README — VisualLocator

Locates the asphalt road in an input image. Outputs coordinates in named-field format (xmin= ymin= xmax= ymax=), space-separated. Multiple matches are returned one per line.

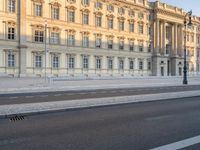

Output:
xmin=0 ymin=85 xmax=200 ymax=105
xmin=0 ymin=96 xmax=200 ymax=150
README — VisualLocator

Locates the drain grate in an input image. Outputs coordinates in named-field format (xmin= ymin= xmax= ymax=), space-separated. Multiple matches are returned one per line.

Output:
xmin=9 ymin=115 xmax=25 ymax=122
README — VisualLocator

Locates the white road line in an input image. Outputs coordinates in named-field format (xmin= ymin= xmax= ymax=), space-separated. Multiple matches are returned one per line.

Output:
xmin=67 ymin=93 xmax=75 ymax=95
xmin=25 ymin=96 xmax=34 ymax=98
xmin=9 ymin=97 xmax=18 ymax=99
xmin=151 ymin=135 xmax=200 ymax=150
xmin=40 ymin=95 xmax=48 ymax=97
xmin=54 ymin=94 xmax=62 ymax=97
xmin=89 ymin=92 xmax=97 ymax=94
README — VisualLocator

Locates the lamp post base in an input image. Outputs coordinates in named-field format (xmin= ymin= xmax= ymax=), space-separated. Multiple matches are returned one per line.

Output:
xmin=183 ymin=80 xmax=188 ymax=85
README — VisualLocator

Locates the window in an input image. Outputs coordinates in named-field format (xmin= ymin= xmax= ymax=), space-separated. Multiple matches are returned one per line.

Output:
xmin=108 ymin=40 xmax=113 ymax=49
xmin=138 ymin=12 xmax=144 ymax=19
xmin=8 ymin=53 xmax=15 ymax=67
xmin=166 ymin=44 xmax=171 ymax=54
xmin=139 ymin=61 xmax=143 ymax=70
xmin=129 ymin=42 xmax=134 ymax=51
xmin=52 ymin=7 xmax=59 ymax=20
xmin=83 ymin=36 xmax=89 ymax=47
xmin=35 ymin=55 xmax=42 ymax=68
xmin=148 ymin=27 xmax=151 ymax=35
xmin=138 ymin=0 xmax=144 ymax=4
xmin=83 ymin=13 xmax=89 ymax=25
xmin=197 ymin=36 xmax=200 ymax=44
xmin=34 ymin=30 xmax=44 ymax=42
xmin=68 ymin=34 xmax=75 ymax=46
xmin=118 ymin=7 xmax=125 ymax=15
xmin=95 ymin=2 xmax=102 ymax=9
xmin=8 ymin=0 xmax=16 ymax=13
xmin=50 ymin=32 xmax=59 ymax=44
xmin=119 ymin=41 xmax=124 ymax=50
xmin=82 ymin=0 xmax=90 ymax=5
xmin=108 ymin=19 xmax=113 ymax=29
xmin=8 ymin=27 xmax=15 ymax=40
xmin=187 ymin=34 xmax=189 ymax=42
xmin=129 ymin=23 xmax=134 ymax=32
xmin=119 ymin=60 xmax=124 ymax=70
xmin=138 ymin=24 xmax=143 ymax=34
xmin=95 ymin=16 xmax=102 ymax=27
xmin=128 ymin=10 xmax=135 ymax=17
xmin=119 ymin=21 xmax=124 ymax=31
xmin=96 ymin=38 xmax=101 ymax=48
xmin=166 ymin=26 xmax=170 ymax=40
xmin=83 ymin=56 xmax=89 ymax=69
xmin=53 ymin=56 xmax=59 ymax=68
xmin=68 ymin=56 xmax=75 ymax=69
xmin=148 ymin=43 xmax=151 ymax=52
xmin=107 ymin=4 xmax=114 ymax=12
xmin=108 ymin=59 xmax=113 ymax=70
xmin=68 ymin=11 xmax=75 ymax=22
xmin=148 ymin=61 xmax=151 ymax=70
xmin=35 ymin=4 xmax=42 ymax=16
xmin=139 ymin=43 xmax=143 ymax=52
xmin=191 ymin=35 xmax=194 ymax=42
xmin=129 ymin=60 xmax=134 ymax=70
xmin=96 ymin=58 xmax=101 ymax=69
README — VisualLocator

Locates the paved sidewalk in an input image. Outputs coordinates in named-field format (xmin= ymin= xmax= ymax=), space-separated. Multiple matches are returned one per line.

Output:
xmin=0 ymin=76 xmax=200 ymax=94
xmin=0 ymin=90 xmax=200 ymax=119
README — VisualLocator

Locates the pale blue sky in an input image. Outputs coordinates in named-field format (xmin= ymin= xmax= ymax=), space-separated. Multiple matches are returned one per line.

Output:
xmin=149 ymin=0 xmax=200 ymax=16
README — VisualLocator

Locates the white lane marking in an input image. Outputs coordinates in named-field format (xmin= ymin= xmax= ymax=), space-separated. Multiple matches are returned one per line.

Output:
xmin=25 ymin=96 xmax=34 ymax=98
xmin=54 ymin=94 xmax=62 ymax=97
xmin=67 ymin=93 xmax=75 ymax=95
xmin=89 ymin=92 xmax=97 ymax=94
xmin=9 ymin=97 xmax=18 ymax=99
xmin=0 ymin=138 xmax=30 ymax=146
xmin=151 ymin=135 xmax=200 ymax=150
xmin=40 ymin=95 xmax=48 ymax=97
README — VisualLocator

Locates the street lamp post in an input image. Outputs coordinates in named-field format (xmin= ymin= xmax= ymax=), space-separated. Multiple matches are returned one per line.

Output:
xmin=44 ymin=20 xmax=47 ymax=83
xmin=183 ymin=10 xmax=192 ymax=85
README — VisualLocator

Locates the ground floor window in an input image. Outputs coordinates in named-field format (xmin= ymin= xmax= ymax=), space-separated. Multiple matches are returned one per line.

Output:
xmin=35 ymin=55 xmax=42 ymax=68
xmin=53 ymin=56 xmax=59 ymax=68
xmin=8 ymin=53 xmax=15 ymax=67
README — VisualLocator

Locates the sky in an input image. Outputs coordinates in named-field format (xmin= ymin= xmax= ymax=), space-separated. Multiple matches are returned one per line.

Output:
xmin=149 ymin=0 xmax=200 ymax=16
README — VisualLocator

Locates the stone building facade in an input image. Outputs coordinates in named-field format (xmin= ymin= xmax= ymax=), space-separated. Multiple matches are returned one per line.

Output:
xmin=0 ymin=0 xmax=200 ymax=77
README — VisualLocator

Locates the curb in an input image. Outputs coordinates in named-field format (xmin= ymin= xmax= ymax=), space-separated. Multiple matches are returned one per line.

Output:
xmin=1 ymin=90 xmax=200 ymax=119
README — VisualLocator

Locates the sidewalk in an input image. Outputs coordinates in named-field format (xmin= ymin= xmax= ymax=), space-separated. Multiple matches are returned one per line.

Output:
xmin=0 ymin=76 xmax=200 ymax=94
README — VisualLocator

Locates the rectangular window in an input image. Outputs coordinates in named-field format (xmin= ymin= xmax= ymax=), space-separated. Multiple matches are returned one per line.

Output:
xmin=83 ymin=36 xmax=89 ymax=47
xmin=95 ymin=2 xmax=102 ymax=9
xmin=108 ymin=59 xmax=113 ymax=70
xmin=83 ymin=14 xmax=89 ymax=25
xmin=166 ymin=26 xmax=170 ymax=40
xmin=83 ymin=56 xmax=89 ymax=69
xmin=118 ymin=8 xmax=125 ymax=15
xmin=8 ymin=27 xmax=15 ymax=40
xmin=51 ymin=32 xmax=59 ymax=44
xmin=8 ymin=0 xmax=15 ymax=13
xmin=53 ymin=56 xmax=59 ymax=68
xmin=96 ymin=38 xmax=101 ymax=48
xmin=52 ymin=7 xmax=59 ymax=20
xmin=139 ymin=61 xmax=143 ymax=70
xmin=129 ymin=60 xmax=134 ymax=70
xmin=166 ymin=44 xmax=171 ymax=54
xmin=108 ymin=40 xmax=113 ymax=49
xmin=35 ymin=55 xmax=42 ymax=68
xmin=108 ymin=19 xmax=113 ymax=29
xmin=95 ymin=16 xmax=102 ymax=27
xmin=129 ymin=23 xmax=134 ymax=32
xmin=68 ymin=35 xmax=75 ymax=46
xmin=82 ymin=0 xmax=90 ymax=5
xmin=69 ymin=56 xmax=75 ymax=69
xmin=119 ymin=21 xmax=124 ymax=31
xmin=8 ymin=53 xmax=15 ymax=67
xmin=138 ymin=24 xmax=143 ymax=34
xmin=35 ymin=4 xmax=42 ymax=16
xmin=34 ymin=30 xmax=44 ymax=42
xmin=138 ymin=12 xmax=144 ymax=18
xmin=96 ymin=58 xmax=101 ymax=69
xmin=148 ymin=43 xmax=151 ymax=52
xmin=119 ymin=60 xmax=124 ymax=70
xmin=68 ymin=11 xmax=75 ymax=22
xmin=119 ymin=41 xmax=124 ymax=50
xmin=129 ymin=42 xmax=134 ymax=51
xmin=107 ymin=5 xmax=114 ymax=12
xmin=139 ymin=44 xmax=143 ymax=52
xmin=148 ymin=61 xmax=151 ymax=70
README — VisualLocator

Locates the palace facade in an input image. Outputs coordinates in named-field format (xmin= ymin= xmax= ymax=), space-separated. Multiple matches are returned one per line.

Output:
xmin=0 ymin=0 xmax=200 ymax=77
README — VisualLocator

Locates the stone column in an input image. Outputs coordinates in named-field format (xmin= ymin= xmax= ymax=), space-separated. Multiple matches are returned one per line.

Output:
xmin=155 ymin=19 xmax=160 ymax=54
xmin=162 ymin=21 xmax=166 ymax=55
xmin=174 ymin=23 xmax=178 ymax=56
xmin=18 ymin=0 xmax=27 ymax=77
